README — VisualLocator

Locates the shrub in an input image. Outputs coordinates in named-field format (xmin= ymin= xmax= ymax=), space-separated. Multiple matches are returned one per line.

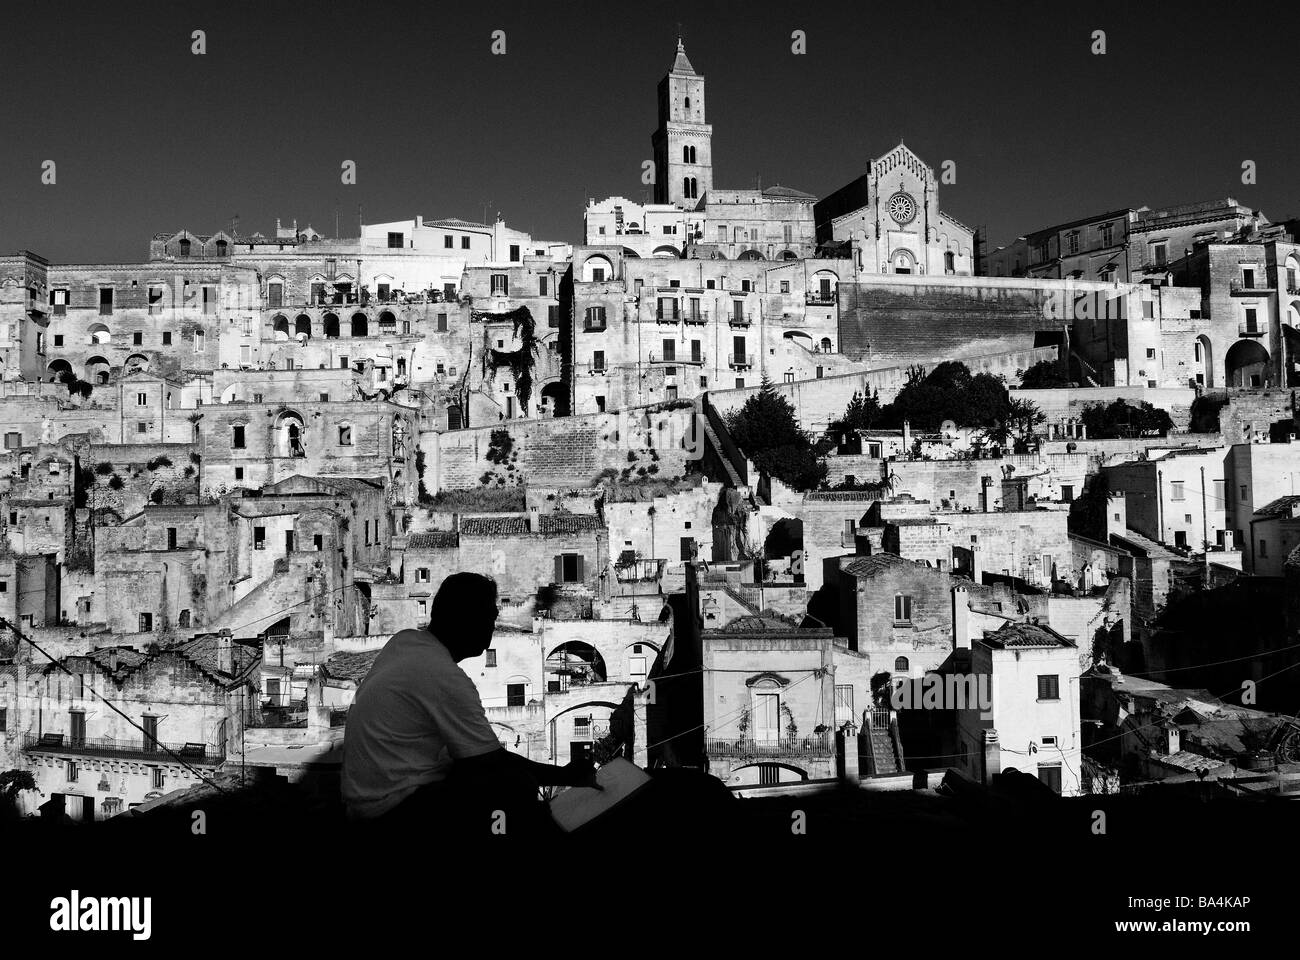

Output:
xmin=147 ymin=456 xmax=173 ymax=471
xmin=108 ymin=474 xmax=125 ymax=490
xmin=95 ymin=462 xmax=114 ymax=476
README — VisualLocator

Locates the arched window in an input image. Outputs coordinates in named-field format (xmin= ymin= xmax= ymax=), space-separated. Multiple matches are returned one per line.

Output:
xmin=323 ymin=313 xmax=340 ymax=339
xmin=215 ymin=239 xmax=228 ymax=257
xmin=684 ymin=96 xmax=691 ymax=110
xmin=944 ymin=251 xmax=955 ymax=273
xmin=178 ymin=238 xmax=191 ymax=257
xmin=683 ymin=177 xmax=691 ymax=198
xmin=295 ymin=314 xmax=312 ymax=338
xmin=820 ymin=337 xmax=832 ymax=352
xmin=193 ymin=328 xmax=205 ymax=354
xmin=894 ymin=656 xmax=910 ymax=673
xmin=338 ymin=423 xmax=353 ymax=446
xmin=350 ymin=313 xmax=368 ymax=338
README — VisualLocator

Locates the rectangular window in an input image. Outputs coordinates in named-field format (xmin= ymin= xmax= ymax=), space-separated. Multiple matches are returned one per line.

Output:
xmin=1245 ymin=308 xmax=1258 ymax=333
xmin=444 ymin=235 xmax=453 ymax=249
xmin=507 ymin=683 xmax=526 ymax=707
xmin=387 ymin=232 xmax=404 ymax=249
xmin=99 ymin=288 xmax=113 ymax=315
xmin=538 ymin=275 xmax=548 ymax=296
xmin=1153 ymin=243 xmax=1167 ymax=268
xmin=509 ymin=244 xmax=520 ymax=262
xmin=592 ymin=350 xmax=605 ymax=372
xmin=162 ymin=332 xmax=172 ymax=345
xmin=1260 ymin=539 xmax=1268 ymax=558
xmin=1170 ymin=480 xmax=1185 ymax=501
xmin=52 ymin=289 xmax=68 ymax=315
xmin=233 ymin=425 xmax=245 ymax=449
xmin=557 ymin=553 xmax=583 ymax=583
xmin=152 ymin=768 xmax=165 ymax=791
xmin=461 ymin=237 xmax=470 ymax=249
xmin=167 ymin=527 xmax=177 ymax=550
xmin=133 ymin=331 xmax=143 ymax=346
xmin=253 ymin=526 xmax=265 ymax=550
xmin=417 ymin=600 xmax=427 ymax=619
xmin=661 ymin=339 xmax=675 ymax=362
xmin=490 ymin=274 xmax=508 ymax=296
xmin=68 ymin=760 xmax=79 ymax=783
xmin=0 ymin=707 xmax=6 ymax=733
xmin=894 ymin=594 xmax=912 ymax=623
xmin=1037 ymin=764 xmax=1062 ymax=794
xmin=1242 ymin=267 xmax=1255 ymax=289
xmin=136 ymin=392 xmax=147 ymax=406
xmin=1037 ymin=675 xmax=1060 ymax=700
xmin=136 ymin=422 xmax=148 ymax=434
xmin=139 ymin=612 xmax=153 ymax=632
xmin=202 ymin=287 xmax=215 ymax=315
xmin=485 ymin=649 xmax=498 ymax=667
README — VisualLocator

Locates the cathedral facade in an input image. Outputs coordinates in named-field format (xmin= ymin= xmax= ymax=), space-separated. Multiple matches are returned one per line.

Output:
xmin=815 ymin=143 xmax=975 ymax=276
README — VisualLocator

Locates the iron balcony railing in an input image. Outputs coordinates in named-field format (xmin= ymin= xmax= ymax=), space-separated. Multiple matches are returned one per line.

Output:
xmin=648 ymin=351 xmax=704 ymax=365
xmin=806 ymin=290 xmax=838 ymax=306
xmin=1238 ymin=323 xmax=1265 ymax=338
xmin=727 ymin=313 xmax=752 ymax=327
xmin=24 ymin=732 xmax=226 ymax=764
xmin=705 ymin=734 xmax=832 ymax=759
xmin=682 ymin=311 xmax=710 ymax=325
xmin=728 ymin=353 xmax=755 ymax=368
xmin=587 ymin=360 xmax=608 ymax=375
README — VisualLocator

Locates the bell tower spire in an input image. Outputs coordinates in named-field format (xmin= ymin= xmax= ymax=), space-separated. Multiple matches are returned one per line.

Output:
xmin=651 ymin=39 xmax=712 ymax=210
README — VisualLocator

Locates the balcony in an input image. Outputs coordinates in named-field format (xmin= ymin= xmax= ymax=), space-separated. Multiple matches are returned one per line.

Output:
xmin=587 ymin=361 xmax=608 ymax=375
xmin=727 ymin=313 xmax=752 ymax=328
xmin=1230 ymin=280 xmax=1273 ymax=295
xmin=806 ymin=290 xmax=838 ymax=306
xmin=648 ymin=351 xmax=704 ymax=366
xmin=682 ymin=310 xmax=710 ymax=325
xmin=1238 ymin=323 xmax=1266 ymax=338
xmin=582 ymin=320 xmax=607 ymax=333
xmin=614 ymin=558 xmax=666 ymax=582
xmin=705 ymin=734 xmax=832 ymax=760
xmin=728 ymin=353 xmax=755 ymax=369
xmin=23 ymin=732 xmax=225 ymax=765
xmin=655 ymin=311 xmax=683 ymax=324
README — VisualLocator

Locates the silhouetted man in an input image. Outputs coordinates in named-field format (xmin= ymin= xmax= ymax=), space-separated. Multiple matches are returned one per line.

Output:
xmin=342 ymin=572 xmax=594 ymax=836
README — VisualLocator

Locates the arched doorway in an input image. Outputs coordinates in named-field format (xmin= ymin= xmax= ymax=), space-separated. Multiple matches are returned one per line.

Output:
xmin=1225 ymin=339 xmax=1269 ymax=388
xmin=84 ymin=356 xmax=111 ymax=384
xmin=47 ymin=358 xmax=73 ymax=382
xmin=295 ymin=314 xmax=312 ymax=339
xmin=272 ymin=315 xmax=290 ymax=340
xmin=274 ymin=411 xmax=307 ymax=458
xmin=323 ymin=313 xmax=340 ymax=339
xmin=350 ymin=313 xmax=368 ymax=337
xmin=87 ymin=323 xmax=111 ymax=346
xmin=1195 ymin=335 xmax=1213 ymax=388
xmin=890 ymin=250 xmax=916 ymax=274
xmin=545 ymin=641 xmax=607 ymax=691
xmin=540 ymin=381 xmax=567 ymax=418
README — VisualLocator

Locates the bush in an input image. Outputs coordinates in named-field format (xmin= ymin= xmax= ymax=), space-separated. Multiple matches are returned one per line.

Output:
xmin=149 ymin=488 xmax=165 ymax=504
xmin=147 ymin=456 xmax=173 ymax=471
xmin=1080 ymin=400 xmax=1173 ymax=439
xmin=1018 ymin=360 xmax=1071 ymax=389
xmin=95 ymin=462 xmax=114 ymax=476
xmin=108 ymin=474 xmax=125 ymax=490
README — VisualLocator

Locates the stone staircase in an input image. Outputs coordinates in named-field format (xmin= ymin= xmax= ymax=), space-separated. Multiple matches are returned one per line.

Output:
xmin=860 ymin=711 xmax=904 ymax=776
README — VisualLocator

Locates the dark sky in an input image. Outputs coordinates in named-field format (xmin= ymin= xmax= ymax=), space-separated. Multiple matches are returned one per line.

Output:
xmin=1 ymin=0 xmax=1292 ymax=263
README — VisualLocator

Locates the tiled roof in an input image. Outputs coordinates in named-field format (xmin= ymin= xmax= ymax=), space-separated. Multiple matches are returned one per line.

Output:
xmin=540 ymin=514 xmax=604 ymax=534
xmin=982 ymin=621 xmax=1075 ymax=649
xmin=842 ymin=553 xmax=913 ymax=578
xmin=460 ymin=516 xmax=529 ymax=537
xmin=1254 ymin=495 xmax=1300 ymax=520
xmin=172 ymin=635 xmax=261 ymax=684
xmin=324 ymin=650 xmax=382 ymax=684
xmin=763 ymin=185 xmax=817 ymax=201
xmin=407 ymin=531 xmax=459 ymax=549
xmin=426 ymin=217 xmax=489 ymax=229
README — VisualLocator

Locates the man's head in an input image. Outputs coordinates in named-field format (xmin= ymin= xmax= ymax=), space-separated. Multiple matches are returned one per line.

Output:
xmin=429 ymin=572 xmax=499 ymax=661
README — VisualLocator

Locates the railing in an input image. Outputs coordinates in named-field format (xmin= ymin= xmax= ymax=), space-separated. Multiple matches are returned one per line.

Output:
xmin=705 ymin=734 xmax=832 ymax=759
xmin=582 ymin=320 xmax=607 ymax=332
xmin=655 ymin=310 xmax=682 ymax=322
xmin=806 ymin=290 xmax=837 ymax=306
xmin=614 ymin=558 xmax=666 ymax=582
xmin=573 ymin=722 xmax=612 ymax=741
xmin=648 ymin=351 xmax=704 ymax=365
xmin=586 ymin=361 xmax=608 ymax=375
xmin=867 ymin=706 xmax=892 ymax=729
xmin=24 ymin=732 xmax=225 ymax=764
xmin=682 ymin=311 xmax=710 ymax=325
xmin=728 ymin=353 xmax=754 ymax=368
xmin=727 ymin=313 xmax=752 ymax=328
xmin=1238 ymin=323 xmax=1264 ymax=338
xmin=1229 ymin=280 xmax=1271 ymax=294
xmin=1287 ymin=285 xmax=1300 ymax=297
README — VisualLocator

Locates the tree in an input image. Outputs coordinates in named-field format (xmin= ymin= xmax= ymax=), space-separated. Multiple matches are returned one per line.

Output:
xmin=879 ymin=361 xmax=1016 ymax=433
xmin=0 ymin=769 xmax=37 ymax=820
xmin=726 ymin=377 xmax=828 ymax=490
xmin=1018 ymin=359 xmax=1071 ymax=389
xmin=831 ymin=389 xmax=882 ymax=433
xmin=1081 ymin=400 xmax=1173 ymax=439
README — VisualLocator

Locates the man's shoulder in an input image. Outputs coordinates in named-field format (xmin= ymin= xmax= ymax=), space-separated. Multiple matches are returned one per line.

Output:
xmin=381 ymin=629 xmax=456 ymax=670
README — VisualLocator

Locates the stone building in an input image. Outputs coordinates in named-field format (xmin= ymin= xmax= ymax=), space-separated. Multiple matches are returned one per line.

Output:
xmin=8 ymin=635 xmax=258 ymax=820
xmin=0 ymin=252 xmax=52 ymax=382
xmin=815 ymin=142 xmax=975 ymax=276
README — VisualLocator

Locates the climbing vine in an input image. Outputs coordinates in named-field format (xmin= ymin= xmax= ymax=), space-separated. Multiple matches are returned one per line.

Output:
xmin=478 ymin=306 xmax=539 ymax=414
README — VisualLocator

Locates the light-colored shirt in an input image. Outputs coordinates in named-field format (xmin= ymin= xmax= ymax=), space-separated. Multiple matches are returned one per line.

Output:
xmin=341 ymin=629 xmax=502 ymax=818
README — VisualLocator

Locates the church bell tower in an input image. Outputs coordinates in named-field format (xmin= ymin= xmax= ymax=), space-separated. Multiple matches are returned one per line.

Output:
xmin=651 ymin=39 xmax=713 ymax=211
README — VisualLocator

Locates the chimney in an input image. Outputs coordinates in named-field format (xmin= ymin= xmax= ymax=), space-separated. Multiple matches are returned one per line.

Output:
xmin=108 ymin=649 xmax=119 ymax=673
xmin=1223 ymin=529 xmax=1235 ymax=551
xmin=981 ymin=476 xmax=994 ymax=513
xmin=902 ymin=420 xmax=912 ymax=453
xmin=1165 ymin=724 xmax=1180 ymax=755
xmin=216 ymin=630 xmax=233 ymax=675
xmin=952 ymin=585 xmax=971 ymax=649
xmin=528 ymin=505 xmax=541 ymax=532
xmin=836 ymin=719 xmax=860 ymax=783
xmin=1105 ymin=493 xmax=1127 ymax=541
